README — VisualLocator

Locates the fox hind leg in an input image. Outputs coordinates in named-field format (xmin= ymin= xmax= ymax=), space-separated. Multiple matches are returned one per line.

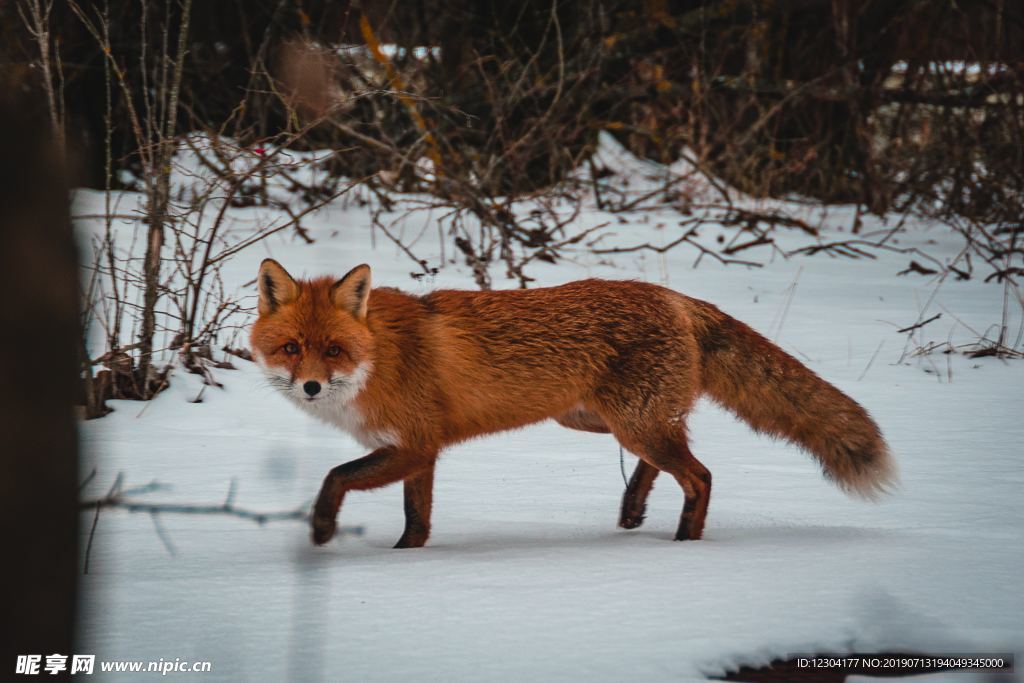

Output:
xmin=672 ymin=446 xmax=712 ymax=541
xmin=625 ymin=433 xmax=711 ymax=541
xmin=619 ymin=460 xmax=659 ymax=529
xmin=598 ymin=402 xmax=712 ymax=540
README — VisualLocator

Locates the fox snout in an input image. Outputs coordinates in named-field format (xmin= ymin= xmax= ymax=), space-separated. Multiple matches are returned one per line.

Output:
xmin=289 ymin=375 xmax=331 ymax=402
xmin=260 ymin=365 xmax=369 ymax=407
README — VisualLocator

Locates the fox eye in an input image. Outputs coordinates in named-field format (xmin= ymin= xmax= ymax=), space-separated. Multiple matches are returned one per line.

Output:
xmin=283 ymin=342 xmax=299 ymax=355
xmin=326 ymin=345 xmax=342 ymax=358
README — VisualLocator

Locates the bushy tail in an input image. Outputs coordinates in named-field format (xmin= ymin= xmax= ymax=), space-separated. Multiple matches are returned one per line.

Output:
xmin=690 ymin=300 xmax=896 ymax=498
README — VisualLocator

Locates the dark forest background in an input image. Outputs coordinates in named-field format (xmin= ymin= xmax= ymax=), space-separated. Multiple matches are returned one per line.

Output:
xmin=3 ymin=0 xmax=1021 ymax=215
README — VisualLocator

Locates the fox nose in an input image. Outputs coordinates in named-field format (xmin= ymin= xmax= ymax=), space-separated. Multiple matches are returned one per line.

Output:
xmin=303 ymin=380 xmax=321 ymax=397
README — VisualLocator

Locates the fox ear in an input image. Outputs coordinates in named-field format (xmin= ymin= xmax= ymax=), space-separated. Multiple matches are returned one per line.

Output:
xmin=331 ymin=264 xmax=371 ymax=320
xmin=258 ymin=259 xmax=299 ymax=315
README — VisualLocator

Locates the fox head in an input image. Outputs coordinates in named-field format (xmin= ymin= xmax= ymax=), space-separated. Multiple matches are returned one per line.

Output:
xmin=250 ymin=259 xmax=375 ymax=407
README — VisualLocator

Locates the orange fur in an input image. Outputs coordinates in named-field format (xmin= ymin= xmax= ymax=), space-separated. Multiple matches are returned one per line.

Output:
xmin=250 ymin=260 xmax=896 ymax=548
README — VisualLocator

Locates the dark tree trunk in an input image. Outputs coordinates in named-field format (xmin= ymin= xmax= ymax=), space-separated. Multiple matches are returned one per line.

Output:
xmin=0 ymin=90 xmax=80 ymax=670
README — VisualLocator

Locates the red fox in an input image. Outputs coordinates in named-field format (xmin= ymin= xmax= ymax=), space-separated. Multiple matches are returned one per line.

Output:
xmin=250 ymin=259 xmax=895 ymax=548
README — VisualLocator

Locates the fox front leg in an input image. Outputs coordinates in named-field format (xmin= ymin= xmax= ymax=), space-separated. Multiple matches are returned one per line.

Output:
xmin=394 ymin=462 xmax=436 ymax=549
xmin=311 ymin=446 xmax=435 ymax=546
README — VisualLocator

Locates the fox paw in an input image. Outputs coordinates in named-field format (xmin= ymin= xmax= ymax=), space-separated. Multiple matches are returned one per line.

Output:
xmin=618 ymin=512 xmax=646 ymax=529
xmin=618 ymin=511 xmax=643 ymax=528
xmin=393 ymin=531 xmax=428 ymax=549
xmin=674 ymin=521 xmax=703 ymax=541
xmin=311 ymin=515 xmax=337 ymax=545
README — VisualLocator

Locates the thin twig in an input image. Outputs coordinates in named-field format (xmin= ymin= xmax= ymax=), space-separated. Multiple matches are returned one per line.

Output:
xmin=857 ymin=340 xmax=885 ymax=381
xmin=897 ymin=312 xmax=941 ymax=334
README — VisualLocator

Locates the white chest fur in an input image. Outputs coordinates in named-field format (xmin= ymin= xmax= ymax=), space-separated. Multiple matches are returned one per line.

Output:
xmin=298 ymin=394 xmax=398 ymax=450
xmin=256 ymin=356 xmax=398 ymax=449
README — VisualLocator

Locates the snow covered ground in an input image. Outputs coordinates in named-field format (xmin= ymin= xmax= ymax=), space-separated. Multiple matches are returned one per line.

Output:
xmin=74 ymin=140 xmax=1023 ymax=681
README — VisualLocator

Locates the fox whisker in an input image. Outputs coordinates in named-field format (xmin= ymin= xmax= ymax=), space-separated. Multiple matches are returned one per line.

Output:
xmin=262 ymin=376 xmax=292 ymax=392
